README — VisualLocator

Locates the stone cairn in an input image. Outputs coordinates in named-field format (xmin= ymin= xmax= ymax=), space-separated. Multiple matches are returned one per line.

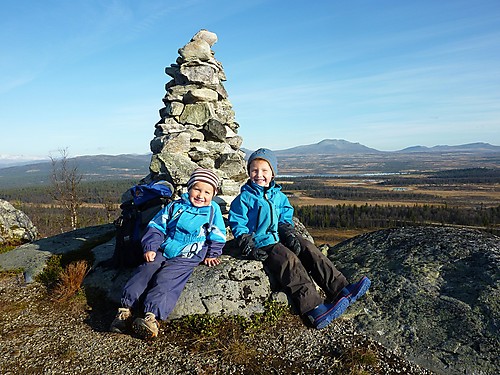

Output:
xmin=142 ymin=30 xmax=247 ymax=208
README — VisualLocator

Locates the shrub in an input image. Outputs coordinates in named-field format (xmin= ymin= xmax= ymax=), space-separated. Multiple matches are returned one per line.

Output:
xmin=50 ymin=260 xmax=89 ymax=302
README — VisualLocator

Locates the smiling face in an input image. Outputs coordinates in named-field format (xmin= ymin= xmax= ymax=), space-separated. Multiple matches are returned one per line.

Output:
xmin=188 ymin=181 xmax=215 ymax=207
xmin=248 ymin=158 xmax=273 ymax=187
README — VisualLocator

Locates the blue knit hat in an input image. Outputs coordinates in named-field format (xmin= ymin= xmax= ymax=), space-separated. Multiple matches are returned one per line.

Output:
xmin=247 ymin=148 xmax=278 ymax=176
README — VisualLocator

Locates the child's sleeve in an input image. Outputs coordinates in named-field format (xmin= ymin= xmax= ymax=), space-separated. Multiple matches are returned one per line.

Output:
xmin=205 ymin=203 xmax=226 ymax=258
xmin=141 ymin=203 xmax=171 ymax=253
xmin=227 ymin=194 xmax=250 ymax=239
xmin=278 ymin=193 xmax=295 ymax=226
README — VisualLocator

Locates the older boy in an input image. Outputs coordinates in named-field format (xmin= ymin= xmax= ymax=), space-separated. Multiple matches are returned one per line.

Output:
xmin=110 ymin=168 xmax=226 ymax=339
xmin=228 ymin=148 xmax=370 ymax=329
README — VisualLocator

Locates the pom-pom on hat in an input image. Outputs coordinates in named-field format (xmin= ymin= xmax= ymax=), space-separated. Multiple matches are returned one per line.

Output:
xmin=247 ymin=148 xmax=278 ymax=176
xmin=187 ymin=168 xmax=220 ymax=194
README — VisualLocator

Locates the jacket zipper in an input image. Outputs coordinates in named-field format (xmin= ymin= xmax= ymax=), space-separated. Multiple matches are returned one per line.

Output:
xmin=264 ymin=190 xmax=279 ymax=242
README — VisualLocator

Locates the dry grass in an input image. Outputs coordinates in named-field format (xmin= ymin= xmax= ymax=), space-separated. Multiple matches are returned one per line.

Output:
xmin=289 ymin=196 xmax=444 ymax=208
xmin=51 ymin=260 xmax=89 ymax=302
xmin=288 ymin=177 xmax=499 ymax=209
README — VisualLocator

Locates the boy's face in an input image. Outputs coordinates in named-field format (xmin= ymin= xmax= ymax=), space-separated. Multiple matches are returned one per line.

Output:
xmin=249 ymin=159 xmax=273 ymax=187
xmin=188 ymin=181 xmax=215 ymax=207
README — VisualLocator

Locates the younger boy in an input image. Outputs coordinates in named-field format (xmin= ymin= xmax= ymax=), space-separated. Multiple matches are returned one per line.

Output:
xmin=110 ymin=168 xmax=226 ymax=339
xmin=228 ymin=148 xmax=371 ymax=329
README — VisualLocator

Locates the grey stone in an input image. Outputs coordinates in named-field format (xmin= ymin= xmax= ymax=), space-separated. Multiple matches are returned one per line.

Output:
xmin=178 ymin=102 xmax=215 ymax=126
xmin=159 ymin=101 xmax=184 ymax=117
xmin=162 ymin=132 xmax=191 ymax=153
xmin=150 ymin=152 xmax=198 ymax=188
xmin=192 ymin=29 xmax=218 ymax=47
xmin=203 ymin=118 xmax=227 ymax=142
xmin=219 ymin=179 xmax=243 ymax=197
xmin=180 ymin=62 xmax=219 ymax=87
xmin=154 ymin=120 xmax=186 ymax=137
xmin=184 ymin=88 xmax=218 ymax=103
xmin=227 ymin=135 xmax=243 ymax=150
xmin=188 ymin=146 xmax=210 ymax=162
xmin=216 ymin=152 xmax=248 ymax=182
xmin=164 ymin=65 xmax=187 ymax=85
xmin=178 ymin=39 xmax=212 ymax=62
xmin=328 ymin=226 xmax=500 ymax=375
xmin=213 ymin=99 xmax=236 ymax=124
xmin=0 ymin=199 xmax=38 ymax=245
xmin=186 ymin=128 xmax=205 ymax=142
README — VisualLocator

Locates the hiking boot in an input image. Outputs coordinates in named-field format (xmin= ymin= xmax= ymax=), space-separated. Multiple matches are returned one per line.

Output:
xmin=307 ymin=297 xmax=349 ymax=330
xmin=341 ymin=276 xmax=371 ymax=305
xmin=132 ymin=312 xmax=159 ymax=339
xmin=110 ymin=307 xmax=132 ymax=334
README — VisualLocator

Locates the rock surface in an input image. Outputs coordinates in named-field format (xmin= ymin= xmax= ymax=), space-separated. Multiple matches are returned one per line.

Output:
xmin=1 ymin=223 xmax=498 ymax=373
xmin=85 ymin=239 xmax=288 ymax=320
xmin=0 ymin=199 xmax=38 ymax=246
xmin=329 ymin=226 xmax=500 ymax=375
xmin=0 ymin=272 xmax=431 ymax=375
xmin=0 ymin=224 xmax=114 ymax=282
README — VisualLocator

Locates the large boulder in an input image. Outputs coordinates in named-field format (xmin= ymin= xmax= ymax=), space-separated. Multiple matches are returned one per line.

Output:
xmin=85 ymin=239 xmax=286 ymax=319
xmin=0 ymin=199 xmax=38 ymax=246
xmin=329 ymin=226 xmax=500 ymax=375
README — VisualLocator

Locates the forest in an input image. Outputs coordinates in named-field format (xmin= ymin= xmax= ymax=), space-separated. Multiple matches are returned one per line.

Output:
xmin=1 ymin=165 xmax=498 ymax=241
xmin=294 ymin=203 xmax=499 ymax=231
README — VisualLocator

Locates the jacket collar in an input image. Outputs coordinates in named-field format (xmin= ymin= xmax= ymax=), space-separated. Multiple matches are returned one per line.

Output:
xmin=243 ymin=179 xmax=279 ymax=195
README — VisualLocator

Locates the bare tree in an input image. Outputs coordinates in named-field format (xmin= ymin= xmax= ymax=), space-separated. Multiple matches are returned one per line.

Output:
xmin=49 ymin=148 xmax=82 ymax=231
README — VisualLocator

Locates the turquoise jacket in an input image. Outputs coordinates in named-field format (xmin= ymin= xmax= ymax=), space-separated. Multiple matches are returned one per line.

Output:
xmin=142 ymin=193 xmax=226 ymax=259
xmin=228 ymin=180 xmax=294 ymax=249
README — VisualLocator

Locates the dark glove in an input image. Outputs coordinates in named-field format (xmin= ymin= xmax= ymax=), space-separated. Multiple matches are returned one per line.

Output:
xmin=238 ymin=233 xmax=255 ymax=257
xmin=278 ymin=223 xmax=302 ymax=255
xmin=238 ymin=234 xmax=268 ymax=261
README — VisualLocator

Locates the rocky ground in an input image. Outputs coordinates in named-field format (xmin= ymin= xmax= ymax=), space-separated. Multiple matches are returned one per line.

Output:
xmin=0 ymin=272 xmax=433 ymax=375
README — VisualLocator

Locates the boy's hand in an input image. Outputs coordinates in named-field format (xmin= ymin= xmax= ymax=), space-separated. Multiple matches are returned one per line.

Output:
xmin=278 ymin=223 xmax=301 ymax=255
xmin=204 ymin=257 xmax=221 ymax=267
xmin=238 ymin=234 xmax=268 ymax=261
xmin=144 ymin=251 xmax=157 ymax=262
xmin=238 ymin=234 xmax=255 ymax=257
xmin=250 ymin=247 xmax=269 ymax=261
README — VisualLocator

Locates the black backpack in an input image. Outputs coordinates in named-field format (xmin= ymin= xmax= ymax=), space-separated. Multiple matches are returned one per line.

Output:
xmin=113 ymin=180 xmax=174 ymax=268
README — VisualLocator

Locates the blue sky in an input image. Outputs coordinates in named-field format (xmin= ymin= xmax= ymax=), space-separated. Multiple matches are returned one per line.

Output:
xmin=1 ymin=0 xmax=499 ymax=161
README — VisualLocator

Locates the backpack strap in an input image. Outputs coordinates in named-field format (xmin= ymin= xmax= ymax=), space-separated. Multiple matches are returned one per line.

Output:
xmin=208 ymin=204 xmax=215 ymax=228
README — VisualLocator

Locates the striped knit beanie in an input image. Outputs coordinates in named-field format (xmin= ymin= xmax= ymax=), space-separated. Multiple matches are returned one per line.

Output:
xmin=187 ymin=168 xmax=220 ymax=194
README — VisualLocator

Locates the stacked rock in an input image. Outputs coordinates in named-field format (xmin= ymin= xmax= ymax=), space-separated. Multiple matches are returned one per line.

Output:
xmin=144 ymin=30 xmax=247 ymax=203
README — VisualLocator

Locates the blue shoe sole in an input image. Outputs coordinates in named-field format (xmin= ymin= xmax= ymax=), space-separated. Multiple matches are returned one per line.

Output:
xmin=314 ymin=297 xmax=349 ymax=330
xmin=346 ymin=276 xmax=371 ymax=305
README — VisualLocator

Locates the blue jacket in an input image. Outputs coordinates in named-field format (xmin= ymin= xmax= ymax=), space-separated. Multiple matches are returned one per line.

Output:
xmin=142 ymin=193 xmax=226 ymax=259
xmin=228 ymin=180 xmax=294 ymax=249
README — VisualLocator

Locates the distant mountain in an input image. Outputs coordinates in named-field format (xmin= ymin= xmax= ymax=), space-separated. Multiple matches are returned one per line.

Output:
xmin=0 ymin=157 xmax=46 ymax=169
xmin=0 ymin=154 xmax=151 ymax=189
xmin=1 ymin=140 xmax=498 ymax=189
xmin=242 ymin=139 xmax=381 ymax=157
xmin=275 ymin=139 xmax=381 ymax=155
xmin=397 ymin=142 xmax=500 ymax=153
